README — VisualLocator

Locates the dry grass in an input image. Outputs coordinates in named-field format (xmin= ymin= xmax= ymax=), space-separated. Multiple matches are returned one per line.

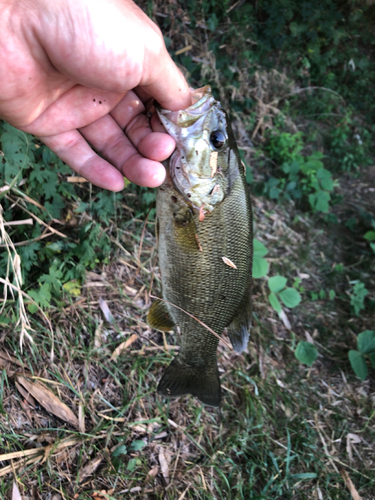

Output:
xmin=0 ymin=206 xmax=33 ymax=349
xmin=1 ymin=183 xmax=374 ymax=498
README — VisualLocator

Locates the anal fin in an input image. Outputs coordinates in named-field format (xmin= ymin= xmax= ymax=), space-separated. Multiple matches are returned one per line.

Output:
xmin=227 ymin=285 xmax=252 ymax=353
xmin=147 ymin=299 xmax=175 ymax=332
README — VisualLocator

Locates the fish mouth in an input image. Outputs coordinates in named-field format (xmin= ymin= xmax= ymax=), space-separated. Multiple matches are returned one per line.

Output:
xmin=156 ymin=86 xmax=227 ymax=212
xmin=156 ymin=85 xmax=217 ymax=134
xmin=156 ymin=85 xmax=218 ymax=194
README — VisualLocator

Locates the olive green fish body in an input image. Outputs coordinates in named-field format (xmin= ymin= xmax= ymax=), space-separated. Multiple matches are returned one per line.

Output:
xmin=148 ymin=86 xmax=252 ymax=406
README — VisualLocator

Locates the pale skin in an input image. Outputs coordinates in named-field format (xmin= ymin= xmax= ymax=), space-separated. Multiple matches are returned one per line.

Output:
xmin=0 ymin=0 xmax=191 ymax=191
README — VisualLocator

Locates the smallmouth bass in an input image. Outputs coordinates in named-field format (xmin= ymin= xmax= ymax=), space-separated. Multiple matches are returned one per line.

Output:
xmin=148 ymin=86 xmax=252 ymax=407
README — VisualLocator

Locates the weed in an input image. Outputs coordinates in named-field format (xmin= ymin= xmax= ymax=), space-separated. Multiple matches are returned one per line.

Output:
xmin=267 ymin=274 xmax=301 ymax=313
xmin=0 ymin=0 xmax=375 ymax=497
xmin=295 ymin=340 xmax=318 ymax=367
xmin=349 ymin=330 xmax=375 ymax=381
xmin=349 ymin=281 xmax=369 ymax=316
xmin=263 ymin=151 xmax=335 ymax=213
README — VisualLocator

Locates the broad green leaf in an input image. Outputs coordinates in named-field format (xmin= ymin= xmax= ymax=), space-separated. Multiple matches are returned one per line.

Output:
xmin=1 ymin=129 xmax=27 ymax=157
xmin=43 ymin=171 xmax=59 ymax=200
xmin=269 ymin=187 xmax=281 ymax=199
xmin=127 ymin=458 xmax=137 ymax=471
xmin=39 ymin=265 xmax=63 ymax=292
xmin=364 ymin=230 xmax=375 ymax=242
xmin=207 ymin=13 xmax=218 ymax=31
xmin=289 ymin=160 xmax=301 ymax=174
xmin=357 ymin=330 xmax=375 ymax=354
xmin=349 ymin=350 xmax=368 ymax=381
xmin=282 ymin=161 xmax=300 ymax=175
xmin=130 ymin=440 xmax=147 ymax=451
xmin=112 ymin=444 xmax=127 ymax=457
xmin=266 ymin=177 xmax=279 ymax=188
xmin=309 ymin=151 xmax=324 ymax=160
xmin=27 ymin=303 xmax=38 ymax=314
xmin=281 ymin=163 xmax=291 ymax=173
xmin=0 ymin=315 xmax=11 ymax=325
xmin=63 ymin=280 xmax=81 ymax=296
xmin=1 ymin=127 xmax=32 ymax=182
xmin=370 ymin=243 xmax=375 ymax=253
xmin=315 ymin=190 xmax=330 ymax=213
xmin=19 ymin=242 xmax=41 ymax=272
xmin=74 ymin=201 xmax=89 ymax=214
xmin=316 ymin=199 xmax=329 ymax=213
xmin=369 ymin=353 xmax=375 ymax=369
xmin=46 ymin=241 xmax=64 ymax=253
xmin=252 ymin=257 xmax=269 ymax=279
xmin=268 ymin=292 xmax=282 ymax=313
xmin=352 ymin=281 xmax=369 ymax=298
xmin=28 ymin=283 xmax=51 ymax=309
xmin=268 ymin=275 xmax=287 ymax=293
xmin=351 ymin=281 xmax=368 ymax=315
xmin=29 ymin=165 xmax=50 ymax=184
xmin=279 ymin=288 xmax=301 ymax=308
xmin=111 ymin=455 xmax=121 ymax=472
xmin=316 ymin=168 xmax=334 ymax=191
xmin=308 ymin=193 xmax=316 ymax=210
xmin=302 ymin=159 xmax=323 ymax=173
xmin=253 ymin=239 xmax=268 ymax=258
xmin=310 ymin=177 xmax=319 ymax=191
xmin=45 ymin=195 xmax=65 ymax=219
xmin=291 ymin=188 xmax=302 ymax=199
xmin=295 ymin=341 xmax=318 ymax=366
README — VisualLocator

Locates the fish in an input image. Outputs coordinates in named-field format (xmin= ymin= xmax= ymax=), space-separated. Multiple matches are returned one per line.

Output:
xmin=147 ymin=85 xmax=253 ymax=407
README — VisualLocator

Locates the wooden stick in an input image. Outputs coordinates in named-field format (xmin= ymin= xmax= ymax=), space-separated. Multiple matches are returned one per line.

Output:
xmin=0 ymin=230 xmax=54 ymax=248
xmin=3 ymin=219 xmax=33 ymax=226
xmin=175 ymin=45 xmax=192 ymax=56
xmin=66 ymin=176 xmax=89 ymax=183
xmin=5 ymin=201 xmax=67 ymax=239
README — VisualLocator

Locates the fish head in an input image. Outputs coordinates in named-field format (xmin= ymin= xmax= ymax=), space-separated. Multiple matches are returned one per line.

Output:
xmin=157 ymin=86 xmax=232 ymax=213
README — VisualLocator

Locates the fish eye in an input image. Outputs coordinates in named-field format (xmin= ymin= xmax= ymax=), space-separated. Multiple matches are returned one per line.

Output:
xmin=210 ymin=130 xmax=226 ymax=150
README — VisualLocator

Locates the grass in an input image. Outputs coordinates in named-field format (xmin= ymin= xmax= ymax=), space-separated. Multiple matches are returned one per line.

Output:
xmin=1 ymin=193 xmax=375 ymax=499
xmin=1 ymin=0 xmax=375 ymax=498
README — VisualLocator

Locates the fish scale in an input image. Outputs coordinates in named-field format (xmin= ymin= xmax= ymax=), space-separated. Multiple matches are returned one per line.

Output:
xmin=147 ymin=86 xmax=252 ymax=406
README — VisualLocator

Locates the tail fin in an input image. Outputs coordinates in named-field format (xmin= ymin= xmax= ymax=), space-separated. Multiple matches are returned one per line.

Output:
xmin=157 ymin=356 xmax=221 ymax=407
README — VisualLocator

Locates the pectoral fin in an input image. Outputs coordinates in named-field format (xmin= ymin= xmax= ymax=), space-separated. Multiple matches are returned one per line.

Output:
xmin=227 ymin=285 xmax=252 ymax=353
xmin=147 ymin=299 xmax=175 ymax=332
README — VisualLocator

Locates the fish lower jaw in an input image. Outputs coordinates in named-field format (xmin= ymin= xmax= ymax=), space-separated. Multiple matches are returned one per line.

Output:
xmin=178 ymin=184 xmax=224 ymax=214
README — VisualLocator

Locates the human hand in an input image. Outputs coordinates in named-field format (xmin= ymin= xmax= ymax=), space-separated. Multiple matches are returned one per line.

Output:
xmin=0 ymin=0 xmax=191 ymax=191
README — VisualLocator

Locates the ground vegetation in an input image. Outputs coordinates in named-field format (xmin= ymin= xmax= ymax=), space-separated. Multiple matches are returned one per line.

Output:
xmin=1 ymin=0 xmax=375 ymax=498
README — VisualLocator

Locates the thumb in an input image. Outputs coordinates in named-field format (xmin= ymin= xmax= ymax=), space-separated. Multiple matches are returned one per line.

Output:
xmin=140 ymin=39 xmax=191 ymax=111
xmin=34 ymin=0 xmax=191 ymax=111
